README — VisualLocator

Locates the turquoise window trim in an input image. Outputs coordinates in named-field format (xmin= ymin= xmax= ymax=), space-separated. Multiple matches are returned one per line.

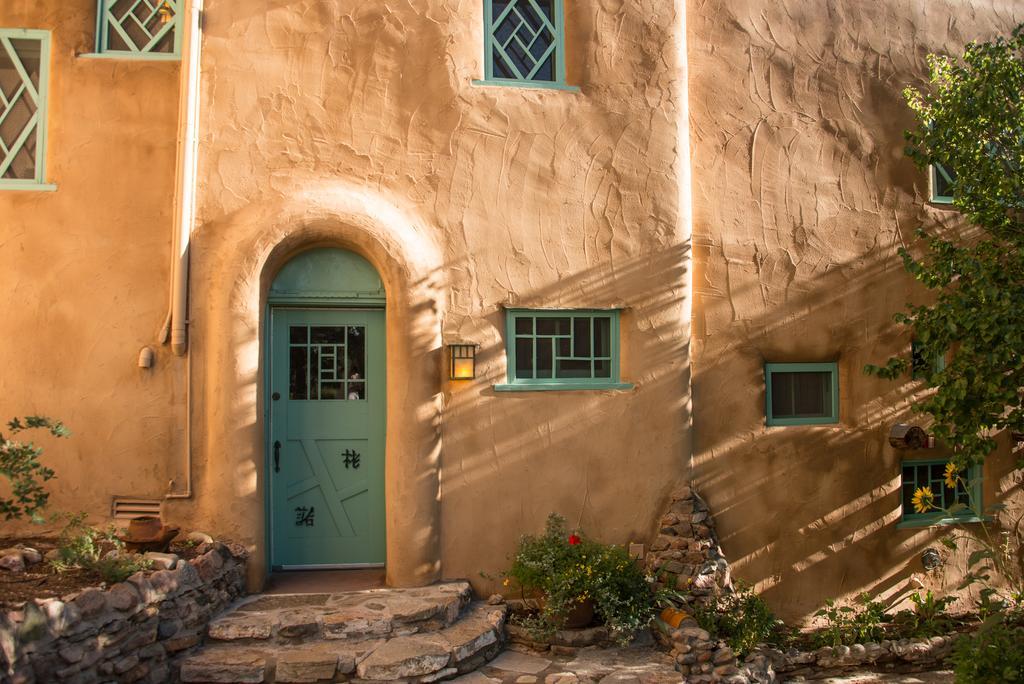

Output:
xmin=899 ymin=459 xmax=983 ymax=528
xmin=78 ymin=51 xmax=181 ymax=61
xmin=482 ymin=0 xmax=570 ymax=88
xmin=764 ymin=362 xmax=839 ymax=426
xmin=0 ymin=181 xmax=57 ymax=192
xmin=471 ymin=78 xmax=579 ymax=93
xmin=0 ymin=29 xmax=51 ymax=190
xmin=929 ymin=163 xmax=954 ymax=204
xmin=501 ymin=309 xmax=627 ymax=390
xmin=95 ymin=0 xmax=182 ymax=57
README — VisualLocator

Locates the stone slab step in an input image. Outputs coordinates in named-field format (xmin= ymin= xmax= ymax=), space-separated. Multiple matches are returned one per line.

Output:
xmin=179 ymin=600 xmax=507 ymax=683
xmin=206 ymin=580 xmax=473 ymax=646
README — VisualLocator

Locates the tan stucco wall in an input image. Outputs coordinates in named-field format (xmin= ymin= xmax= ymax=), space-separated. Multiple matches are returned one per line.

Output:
xmin=0 ymin=2 xmax=183 ymax=524
xmin=184 ymin=0 xmax=693 ymax=591
xmin=689 ymin=0 xmax=1024 ymax=622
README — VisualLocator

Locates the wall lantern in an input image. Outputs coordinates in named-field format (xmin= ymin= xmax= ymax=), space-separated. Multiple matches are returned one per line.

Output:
xmin=449 ymin=344 xmax=478 ymax=380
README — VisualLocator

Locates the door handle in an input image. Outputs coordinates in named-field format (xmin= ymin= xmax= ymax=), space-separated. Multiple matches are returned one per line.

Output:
xmin=274 ymin=440 xmax=281 ymax=473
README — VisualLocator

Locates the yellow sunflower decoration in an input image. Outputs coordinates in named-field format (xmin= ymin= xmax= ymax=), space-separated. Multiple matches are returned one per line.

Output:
xmin=912 ymin=486 xmax=936 ymax=514
xmin=944 ymin=462 xmax=959 ymax=489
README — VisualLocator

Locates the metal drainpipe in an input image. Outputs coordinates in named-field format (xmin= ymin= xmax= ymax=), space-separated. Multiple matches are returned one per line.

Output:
xmin=166 ymin=0 xmax=203 ymax=500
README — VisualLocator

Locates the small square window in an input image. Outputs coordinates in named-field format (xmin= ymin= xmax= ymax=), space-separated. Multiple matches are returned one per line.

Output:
xmin=929 ymin=163 xmax=955 ymax=204
xmin=765 ymin=362 xmax=839 ymax=426
xmin=497 ymin=310 xmax=631 ymax=391
xmin=899 ymin=459 xmax=982 ymax=527
xmin=482 ymin=0 xmax=567 ymax=86
xmin=0 ymin=29 xmax=51 ymax=189
xmin=96 ymin=0 xmax=181 ymax=57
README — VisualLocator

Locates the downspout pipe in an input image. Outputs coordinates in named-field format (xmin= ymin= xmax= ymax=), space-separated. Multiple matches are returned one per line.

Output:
xmin=165 ymin=0 xmax=203 ymax=500
xmin=170 ymin=0 xmax=203 ymax=357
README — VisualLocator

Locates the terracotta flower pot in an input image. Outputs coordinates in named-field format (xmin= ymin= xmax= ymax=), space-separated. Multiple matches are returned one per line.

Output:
xmin=561 ymin=598 xmax=595 ymax=629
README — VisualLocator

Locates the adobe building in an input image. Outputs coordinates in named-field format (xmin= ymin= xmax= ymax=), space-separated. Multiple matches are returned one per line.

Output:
xmin=1 ymin=0 xmax=1021 ymax=622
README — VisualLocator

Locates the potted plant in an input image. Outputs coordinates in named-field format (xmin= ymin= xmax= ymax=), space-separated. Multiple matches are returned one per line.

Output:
xmin=504 ymin=514 xmax=661 ymax=644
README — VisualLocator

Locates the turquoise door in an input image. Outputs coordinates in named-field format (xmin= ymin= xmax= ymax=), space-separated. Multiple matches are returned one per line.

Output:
xmin=269 ymin=308 xmax=386 ymax=568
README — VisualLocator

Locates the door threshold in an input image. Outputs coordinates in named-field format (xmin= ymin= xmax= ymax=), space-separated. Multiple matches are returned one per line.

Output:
xmin=266 ymin=567 xmax=386 ymax=595
xmin=276 ymin=563 xmax=385 ymax=571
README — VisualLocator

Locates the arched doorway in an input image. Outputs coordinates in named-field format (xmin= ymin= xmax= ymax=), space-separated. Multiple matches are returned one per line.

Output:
xmin=266 ymin=247 xmax=387 ymax=569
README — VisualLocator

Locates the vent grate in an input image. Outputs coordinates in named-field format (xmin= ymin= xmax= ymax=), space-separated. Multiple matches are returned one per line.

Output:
xmin=111 ymin=497 xmax=163 ymax=521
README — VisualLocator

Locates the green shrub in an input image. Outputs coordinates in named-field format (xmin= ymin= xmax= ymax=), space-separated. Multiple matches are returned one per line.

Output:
xmin=813 ymin=593 xmax=891 ymax=647
xmin=51 ymin=512 xmax=151 ymax=584
xmin=694 ymin=582 xmax=786 ymax=657
xmin=950 ymin=617 xmax=1024 ymax=683
xmin=505 ymin=514 xmax=658 ymax=644
xmin=0 ymin=416 xmax=68 ymax=521
xmin=892 ymin=590 xmax=955 ymax=638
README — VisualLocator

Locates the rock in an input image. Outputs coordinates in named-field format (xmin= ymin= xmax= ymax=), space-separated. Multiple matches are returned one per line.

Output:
xmin=0 ymin=554 xmax=25 ymax=572
xmin=322 ymin=605 xmax=393 ymax=639
xmin=187 ymin=531 xmax=214 ymax=545
xmin=44 ymin=548 xmax=60 ymax=562
xmin=72 ymin=588 xmax=108 ymax=618
xmin=276 ymin=647 xmax=339 ymax=682
xmin=20 ymin=547 xmax=41 ymax=564
xmin=208 ymin=615 xmax=277 ymax=640
xmin=356 ymin=634 xmax=451 ymax=680
xmin=546 ymin=674 xmax=579 ymax=684
xmin=487 ymin=593 xmax=505 ymax=605
xmin=107 ymin=582 xmax=141 ymax=612
xmin=180 ymin=648 xmax=267 ymax=683
xmin=143 ymin=552 xmax=180 ymax=570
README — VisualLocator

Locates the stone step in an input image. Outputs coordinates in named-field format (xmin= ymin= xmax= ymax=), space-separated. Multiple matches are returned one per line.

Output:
xmin=206 ymin=581 xmax=473 ymax=646
xmin=179 ymin=601 xmax=507 ymax=683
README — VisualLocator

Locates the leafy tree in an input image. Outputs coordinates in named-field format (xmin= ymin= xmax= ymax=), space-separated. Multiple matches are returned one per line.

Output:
xmin=867 ymin=25 xmax=1024 ymax=465
xmin=0 ymin=416 xmax=68 ymax=521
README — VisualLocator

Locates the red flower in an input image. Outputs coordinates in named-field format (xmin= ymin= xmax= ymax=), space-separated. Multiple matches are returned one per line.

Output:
xmin=568 ymin=534 xmax=581 ymax=545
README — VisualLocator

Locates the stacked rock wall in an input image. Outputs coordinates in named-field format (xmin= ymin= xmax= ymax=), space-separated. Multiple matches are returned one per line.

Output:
xmin=0 ymin=542 xmax=247 ymax=683
xmin=646 ymin=485 xmax=732 ymax=600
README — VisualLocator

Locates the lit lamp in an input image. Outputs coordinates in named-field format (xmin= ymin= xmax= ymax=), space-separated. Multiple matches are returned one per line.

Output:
xmin=449 ymin=344 xmax=478 ymax=380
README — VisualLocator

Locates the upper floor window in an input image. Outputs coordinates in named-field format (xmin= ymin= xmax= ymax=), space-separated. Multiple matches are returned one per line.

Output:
xmin=96 ymin=0 xmax=181 ymax=57
xmin=482 ymin=0 xmax=569 ymax=88
xmin=764 ymin=362 xmax=839 ymax=426
xmin=0 ymin=29 xmax=52 ymax=190
xmin=495 ymin=310 xmax=632 ymax=391
xmin=929 ymin=163 xmax=955 ymax=204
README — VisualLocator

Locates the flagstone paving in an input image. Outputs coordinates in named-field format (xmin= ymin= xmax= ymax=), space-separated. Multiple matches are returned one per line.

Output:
xmin=177 ymin=581 xmax=507 ymax=682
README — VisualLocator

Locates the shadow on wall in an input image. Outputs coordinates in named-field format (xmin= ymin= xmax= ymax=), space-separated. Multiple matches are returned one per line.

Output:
xmin=692 ymin=247 xmax=1024 ymax=624
xmin=439 ymin=242 xmax=693 ymax=591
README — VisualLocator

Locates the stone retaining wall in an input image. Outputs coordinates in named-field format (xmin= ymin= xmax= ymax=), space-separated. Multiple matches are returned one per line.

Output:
xmin=0 ymin=542 xmax=247 ymax=683
xmin=742 ymin=635 xmax=959 ymax=682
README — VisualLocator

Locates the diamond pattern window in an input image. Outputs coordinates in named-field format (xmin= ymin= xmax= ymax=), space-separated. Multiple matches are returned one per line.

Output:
xmin=484 ymin=0 xmax=567 ymax=86
xmin=96 ymin=0 xmax=181 ymax=57
xmin=0 ymin=30 xmax=50 ymax=189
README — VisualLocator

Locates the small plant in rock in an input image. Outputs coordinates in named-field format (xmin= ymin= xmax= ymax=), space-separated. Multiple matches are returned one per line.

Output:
xmin=813 ymin=593 xmax=891 ymax=647
xmin=0 ymin=416 xmax=68 ymax=521
xmin=694 ymin=582 xmax=787 ymax=657
xmin=504 ymin=513 xmax=659 ymax=644
xmin=893 ymin=590 xmax=955 ymax=638
xmin=51 ymin=512 xmax=151 ymax=584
